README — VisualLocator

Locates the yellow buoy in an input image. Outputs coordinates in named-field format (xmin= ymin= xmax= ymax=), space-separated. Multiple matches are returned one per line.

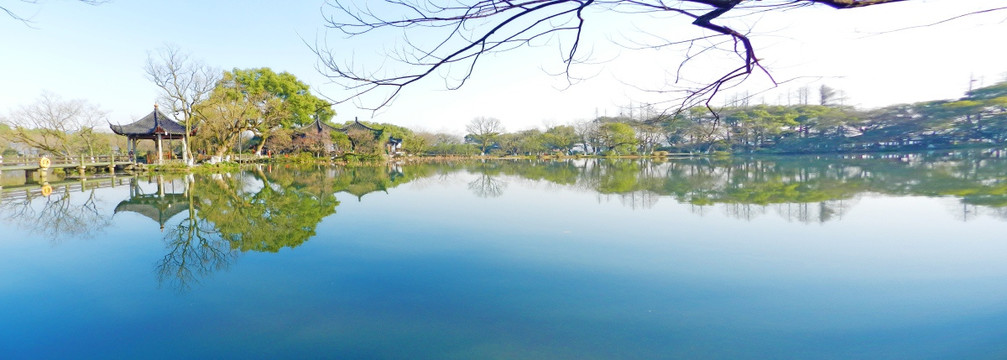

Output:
xmin=40 ymin=184 xmax=52 ymax=197
xmin=39 ymin=157 xmax=51 ymax=169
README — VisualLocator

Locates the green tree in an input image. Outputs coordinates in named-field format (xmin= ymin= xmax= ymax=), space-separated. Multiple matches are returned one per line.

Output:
xmin=402 ymin=131 xmax=435 ymax=155
xmin=225 ymin=68 xmax=333 ymax=154
xmin=192 ymin=84 xmax=259 ymax=157
xmin=515 ymin=129 xmax=546 ymax=155
xmin=543 ymin=125 xmax=578 ymax=154
xmin=598 ymin=122 xmax=637 ymax=155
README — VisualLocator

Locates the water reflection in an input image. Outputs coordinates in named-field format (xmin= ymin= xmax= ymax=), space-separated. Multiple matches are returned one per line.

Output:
xmin=158 ymin=184 xmax=235 ymax=292
xmin=4 ymin=151 xmax=1007 ymax=291
xmin=7 ymin=154 xmax=1007 ymax=358
xmin=449 ymin=151 xmax=1007 ymax=222
xmin=115 ymin=176 xmax=189 ymax=230
xmin=0 ymin=178 xmax=116 ymax=243
xmin=148 ymin=164 xmax=424 ymax=291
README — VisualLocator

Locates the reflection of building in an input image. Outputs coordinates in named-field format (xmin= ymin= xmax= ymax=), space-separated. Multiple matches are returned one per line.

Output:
xmin=114 ymin=176 xmax=189 ymax=230
xmin=335 ymin=167 xmax=406 ymax=201
xmin=109 ymin=105 xmax=190 ymax=164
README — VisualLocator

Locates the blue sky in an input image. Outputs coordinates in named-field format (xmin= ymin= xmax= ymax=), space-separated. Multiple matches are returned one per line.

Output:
xmin=1 ymin=0 xmax=1006 ymax=134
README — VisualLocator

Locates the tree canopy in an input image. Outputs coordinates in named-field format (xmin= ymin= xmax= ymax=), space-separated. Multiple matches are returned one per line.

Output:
xmin=192 ymin=67 xmax=333 ymax=156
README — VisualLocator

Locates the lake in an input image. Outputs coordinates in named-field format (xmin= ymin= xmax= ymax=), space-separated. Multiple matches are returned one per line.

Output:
xmin=2 ymin=152 xmax=1007 ymax=359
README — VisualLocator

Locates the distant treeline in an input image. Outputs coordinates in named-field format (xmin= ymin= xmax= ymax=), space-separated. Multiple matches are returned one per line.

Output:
xmin=403 ymin=81 xmax=1007 ymax=157
xmin=459 ymin=81 xmax=1007 ymax=156
xmin=2 ymin=77 xmax=1005 ymax=158
xmin=656 ymin=81 xmax=1007 ymax=154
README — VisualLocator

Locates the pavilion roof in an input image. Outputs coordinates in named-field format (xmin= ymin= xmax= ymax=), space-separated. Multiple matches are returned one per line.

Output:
xmin=300 ymin=118 xmax=341 ymax=133
xmin=110 ymin=107 xmax=188 ymax=138
xmin=338 ymin=119 xmax=383 ymax=134
xmin=114 ymin=193 xmax=190 ymax=229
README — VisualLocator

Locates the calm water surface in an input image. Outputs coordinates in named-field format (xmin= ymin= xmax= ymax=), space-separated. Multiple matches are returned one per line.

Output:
xmin=2 ymin=153 xmax=1007 ymax=359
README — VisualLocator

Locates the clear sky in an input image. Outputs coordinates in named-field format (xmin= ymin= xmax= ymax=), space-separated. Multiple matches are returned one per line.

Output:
xmin=1 ymin=0 xmax=1005 ymax=135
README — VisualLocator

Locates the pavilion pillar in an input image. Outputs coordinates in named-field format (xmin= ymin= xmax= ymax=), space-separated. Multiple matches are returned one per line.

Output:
xmin=157 ymin=133 xmax=164 ymax=165
xmin=128 ymin=138 xmax=136 ymax=163
xmin=157 ymin=175 xmax=164 ymax=198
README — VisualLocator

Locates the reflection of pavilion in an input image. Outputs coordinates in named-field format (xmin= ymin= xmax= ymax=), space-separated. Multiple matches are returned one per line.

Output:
xmin=336 ymin=167 xmax=405 ymax=201
xmin=114 ymin=176 xmax=190 ymax=230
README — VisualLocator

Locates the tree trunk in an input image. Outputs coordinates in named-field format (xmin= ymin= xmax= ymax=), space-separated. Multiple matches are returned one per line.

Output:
xmin=255 ymin=133 xmax=270 ymax=155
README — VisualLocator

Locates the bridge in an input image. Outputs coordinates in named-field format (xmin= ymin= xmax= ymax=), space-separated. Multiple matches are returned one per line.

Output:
xmin=0 ymin=155 xmax=134 ymax=183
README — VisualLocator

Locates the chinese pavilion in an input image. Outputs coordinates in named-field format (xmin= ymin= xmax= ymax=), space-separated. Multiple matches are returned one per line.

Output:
xmin=110 ymin=105 xmax=190 ymax=164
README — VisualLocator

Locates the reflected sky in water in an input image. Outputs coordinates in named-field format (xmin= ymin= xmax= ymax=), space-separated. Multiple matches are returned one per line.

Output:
xmin=2 ymin=156 xmax=1007 ymax=359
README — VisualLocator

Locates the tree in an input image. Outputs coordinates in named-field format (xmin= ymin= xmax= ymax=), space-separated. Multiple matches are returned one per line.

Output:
xmin=819 ymin=85 xmax=838 ymax=106
xmin=543 ymin=125 xmax=578 ymax=154
xmin=192 ymin=83 xmax=259 ymax=158
xmin=314 ymin=0 xmax=918 ymax=112
xmin=345 ymin=127 xmax=382 ymax=154
xmin=465 ymin=117 xmax=504 ymax=155
xmin=496 ymin=129 xmax=546 ymax=155
xmin=402 ymin=131 xmax=434 ymax=155
xmin=1 ymin=91 xmax=106 ymax=156
xmin=145 ymin=45 xmax=220 ymax=165
xmin=633 ymin=123 xmax=664 ymax=154
xmin=223 ymin=68 xmax=333 ymax=154
xmin=574 ymin=120 xmax=600 ymax=154
xmin=597 ymin=122 xmax=637 ymax=154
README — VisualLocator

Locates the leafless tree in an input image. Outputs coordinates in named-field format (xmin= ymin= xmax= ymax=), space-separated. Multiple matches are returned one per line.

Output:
xmin=574 ymin=119 xmax=599 ymax=154
xmin=468 ymin=173 xmax=507 ymax=197
xmin=465 ymin=117 xmax=504 ymax=154
xmin=156 ymin=183 xmax=237 ymax=293
xmin=313 ymin=0 xmax=931 ymax=114
xmin=0 ymin=186 xmax=111 ymax=244
xmin=1 ymin=91 xmax=107 ymax=156
xmin=145 ymin=44 xmax=221 ymax=166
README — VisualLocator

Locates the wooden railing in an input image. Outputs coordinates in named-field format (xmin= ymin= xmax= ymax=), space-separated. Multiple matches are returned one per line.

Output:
xmin=0 ymin=155 xmax=133 ymax=171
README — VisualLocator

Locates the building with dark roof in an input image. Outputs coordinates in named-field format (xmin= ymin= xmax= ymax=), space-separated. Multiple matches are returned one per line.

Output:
xmin=290 ymin=117 xmax=402 ymax=155
xmin=110 ymin=105 xmax=190 ymax=164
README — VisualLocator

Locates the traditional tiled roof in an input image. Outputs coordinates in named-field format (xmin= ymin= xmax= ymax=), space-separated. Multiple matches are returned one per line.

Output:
xmin=300 ymin=118 xmax=342 ymax=133
xmin=114 ymin=194 xmax=190 ymax=228
xmin=339 ymin=119 xmax=382 ymax=133
xmin=110 ymin=107 xmax=187 ymax=137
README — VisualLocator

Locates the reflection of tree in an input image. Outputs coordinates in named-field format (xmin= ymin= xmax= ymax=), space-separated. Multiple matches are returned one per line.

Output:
xmin=442 ymin=150 xmax=1007 ymax=222
xmin=150 ymin=164 xmax=444 ymax=291
xmin=723 ymin=203 xmax=766 ymax=221
xmin=0 ymin=185 xmax=110 ymax=244
xmin=329 ymin=164 xmax=437 ymax=200
xmin=619 ymin=191 xmax=660 ymax=210
xmin=468 ymin=173 xmax=506 ymax=198
xmin=135 ymin=151 xmax=1007 ymax=290
xmin=193 ymin=170 xmax=340 ymax=253
xmin=157 ymin=182 xmax=236 ymax=292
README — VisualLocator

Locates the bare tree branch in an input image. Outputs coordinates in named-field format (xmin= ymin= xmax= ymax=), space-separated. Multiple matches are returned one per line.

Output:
xmin=1 ymin=0 xmax=107 ymax=24
xmin=312 ymin=0 xmax=972 ymax=116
